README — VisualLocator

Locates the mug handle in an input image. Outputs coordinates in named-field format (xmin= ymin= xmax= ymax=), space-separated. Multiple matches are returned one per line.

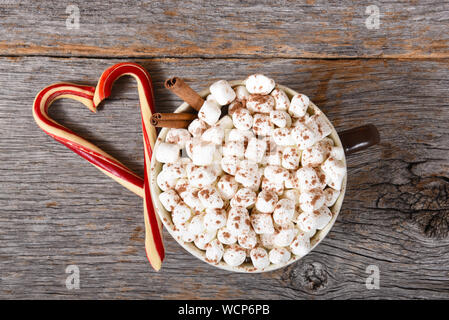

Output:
xmin=338 ymin=124 xmax=380 ymax=155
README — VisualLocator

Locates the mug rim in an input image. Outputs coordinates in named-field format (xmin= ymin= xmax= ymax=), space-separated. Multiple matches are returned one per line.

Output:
xmin=150 ymin=80 xmax=347 ymax=273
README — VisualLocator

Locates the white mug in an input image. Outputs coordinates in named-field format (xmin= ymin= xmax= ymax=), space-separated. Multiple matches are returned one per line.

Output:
xmin=150 ymin=80 xmax=379 ymax=273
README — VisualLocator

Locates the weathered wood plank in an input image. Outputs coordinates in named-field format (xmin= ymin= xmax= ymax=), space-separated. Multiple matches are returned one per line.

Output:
xmin=0 ymin=1 xmax=448 ymax=58
xmin=0 ymin=57 xmax=448 ymax=299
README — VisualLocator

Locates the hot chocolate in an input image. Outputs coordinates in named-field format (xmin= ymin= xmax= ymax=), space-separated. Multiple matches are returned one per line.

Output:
xmin=156 ymin=74 xmax=346 ymax=270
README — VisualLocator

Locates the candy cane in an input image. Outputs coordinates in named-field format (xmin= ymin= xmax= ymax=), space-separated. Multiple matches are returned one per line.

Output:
xmin=32 ymin=83 xmax=145 ymax=197
xmin=93 ymin=62 xmax=164 ymax=271
xmin=33 ymin=63 xmax=164 ymax=271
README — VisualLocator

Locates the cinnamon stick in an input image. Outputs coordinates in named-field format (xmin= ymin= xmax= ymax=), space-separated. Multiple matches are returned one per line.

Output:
xmin=150 ymin=118 xmax=192 ymax=129
xmin=164 ymin=77 xmax=204 ymax=111
xmin=152 ymin=112 xmax=197 ymax=121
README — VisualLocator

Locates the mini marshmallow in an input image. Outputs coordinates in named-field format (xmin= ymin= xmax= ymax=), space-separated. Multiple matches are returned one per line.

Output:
xmin=250 ymin=247 xmax=270 ymax=269
xmin=156 ymin=142 xmax=180 ymax=163
xmin=248 ymin=168 xmax=263 ymax=192
xmin=262 ymin=135 xmax=277 ymax=153
xmin=290 ymin=231 xmax=311 ymax=257
xmin=205 ymin=239 xmax=224 ymax=264
xmin=172 ymin=222 xmax=187 ymax=242
xmin=198 ymin=100 xmax=221 ymax=126
xmin=210 ymin=80 xmax=236 ymax=106
xmin=313 ymin=206 xmax=333 ymax=229
xmin=264 ymin=165 xmax=290 ymax=184
xmin=246 ymin=94 xmax=275 ymax=114
xmin=307 ymin=112 xmax=332 ymax=140
xmin=185 ymin=137 xmax=196 ymax=159
xmin=187 ymin=214 xmax=206 ymax=236
xmin=292 ymin=114 xmax=310 ymax=126
xmin=181 ymin=230 xmax=197 ymax=243
xmin=251 ymin=213 xmax=275 ymax=234
xmin=172 ymin=202 xmax=192 ymax=226
xmin=157 ymin=170 xmax=178 ymax=191
xmin=321 ymin=157 xmax=346 ymax=190
xmin=269 ymin=247 xmax=291 ymax=265
xmin=238 ymin=228 xmax=258 ymax=249
xmin=284 ymin=171 xmax=300 ymax=189
xmin=245 ymin=74 xmax=275 ymax=95
xmin=162 ymin=162 xmax=186 ymax=180
xmin=223 ymin=244 xmax=247 ymax=267
xmin=299 ymin=188 xmax=325 ymax=212
xmin=255 ymin=190 xmax=278 ymax=213
xmin=264 ymin=147 xmax=283 ymax=166
xmin=301 ymin=139 xmax=333 ymax=167
xmin=252 ymin=113 xmax=273 ymax=136
xmin=182 ymin=188 xmax=205 ymax=214
xmin=234 ymin=85 xmax=250 ymax=101
xmin=235 ymin=160 xmax=261 ymax=188
xmin=282 ymin=189 xmax=300 ymax=204
xmin=188 ymin=118 xmax=209 ymax=137
xmin=179 ymin=156 xmax=193 ymax=166
xmin=159 ymin=189 xmax=181 ymax=212
xmin=273 ymin=198 xmax=295 ymax=226
xmin=216 ymin=115 xmax=234 ymax=130
xmin=273 ymin=223 xmax=298 ymax=247
xmin=288 ymin=94 xmax=310 ymax=118
xmin=290 ymin=122 xmax=321 ymax=150
xmin=272 ymin=128 xmax=294 ymax=146
xmin=230 ymin=188 xmax=257 ymax=208
xmin=223 ymin=140 xmax=245 ymax=159
xmin=175 ymin=178 xmax=189 ymax=198
xmin=194 ymin=229 xmax=217 ymax=250
xmin=324 ymin=187 xmax=340 ymax=207
xmin=201 ymin=126 xmax=224 ymax=145
xmin=217 ymin=175 xmax=239 ymax=200
xmin=206 ymin=93 xmax=220 ymax=104
xmin=228 ymin=100 xmax=243 ymax=116
xmin=261 ymin=177 xmax=284 ymax=195
xmin=245 ymin=137 xmax=267 ymax=163
xmin=270 ymin=110 xmax=292 ymax=128
xmin=296 ymin=211 xmax=317 ymax=235
xmin=298 ymin=224 xmax=317 ymax=238
xmin=232 ymin=107 xmax=253 ymax=130
xmin=259 ymin=232 xmax=275 ymax=249
xmin=227 ymin=128 xmax=255 ymax=146
xmin=221 ymin=156 xmax=240 ymax=175
xmin=198 ymin=186 xmax=224 ymax=209
xmin=204 ymin=208 xmax=227 ymax=231
xmin=188 ymin=165 xmax=217 ymax=188
xmin=174 ymin=223 xmax=196 ymax=243
xmin=226 ymin=207 xmax=251 ymax=236
xmin=295 ymin=167 xmax=325 ymax=191
xmin=320 ymin=136 xmax=334 ymax=146
xmin=271 ymin=88 xmax=290 ymax=111
xmin=217 ymin=226 xmax=238 ymax=245
xmin=330 ymin=146 xmax=345 ymax=161
xmin=282 ymin=146 xmax=301 ymax=170
xmin=165 ymin=128 xmax=191 ymax=149
xmin=316 ymin=168 xmax=329 ymax=189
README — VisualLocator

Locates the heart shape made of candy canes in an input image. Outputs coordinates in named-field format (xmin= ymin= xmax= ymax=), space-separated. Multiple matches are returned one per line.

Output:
xmin=33 ymin=63 xmax=164 ymax=271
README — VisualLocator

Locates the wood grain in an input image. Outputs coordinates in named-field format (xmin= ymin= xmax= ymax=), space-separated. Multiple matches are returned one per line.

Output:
xmin=0 ymin=57 xmax=448 ymax=299
xmin=0 ymin=1 xmax=448 ymax=58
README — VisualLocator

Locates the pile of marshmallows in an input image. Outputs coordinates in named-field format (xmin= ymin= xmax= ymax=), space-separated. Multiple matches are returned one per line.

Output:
xmin=156 ymin=74 xmax=346 ymax=270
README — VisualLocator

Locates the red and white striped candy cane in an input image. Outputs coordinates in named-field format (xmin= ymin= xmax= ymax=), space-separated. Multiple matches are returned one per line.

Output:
xmin=33 ymin=63 xmax=164 ymax=271
xmin=32 ymin=83 xmax=145 ymax=197
xmin=93 ymin=62 xmax=164 ymax=271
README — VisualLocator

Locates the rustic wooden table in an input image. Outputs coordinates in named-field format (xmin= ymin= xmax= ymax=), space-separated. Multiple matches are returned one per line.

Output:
xmin=0 ymin=1 xmax=448 ymax=299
